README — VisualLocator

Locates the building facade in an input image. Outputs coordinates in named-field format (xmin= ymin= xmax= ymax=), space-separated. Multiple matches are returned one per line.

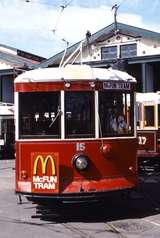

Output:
xmin=39 ymin=22 xmax=160 ymax=93
xmin=0 ymin=44 xmax=45 ymax=158
xmin=0 ymin=44 xmax=45 ymax=104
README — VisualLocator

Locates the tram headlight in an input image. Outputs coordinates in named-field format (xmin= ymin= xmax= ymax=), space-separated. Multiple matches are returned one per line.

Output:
xmin=72 ymin=154 xmax=89 ymax=171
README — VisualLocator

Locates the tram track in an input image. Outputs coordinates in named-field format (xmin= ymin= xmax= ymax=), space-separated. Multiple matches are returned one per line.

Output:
xmin=62 ymin=223 xmax=96 ymax=238
xmin=143 ymin=218 xmax=160 ymax=228
xmin=11 ymin=168 xmax=160 ymax=238
xmin=4 ymin=194 xmax=160 ymax=238
xmin=31 ymin=181 xmax=160 ymax=238
xmin=32 ymin=204 xmax=130 ymax=238
xmin=62 ymin=222 xmax=128 ymax=238
xmin=105 ymin=222 xmax=128 ymax=238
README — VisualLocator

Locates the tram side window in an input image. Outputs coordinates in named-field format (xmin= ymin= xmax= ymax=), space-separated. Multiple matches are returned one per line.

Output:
xmin=19 ymin=92 xmax=61 ymax=138
xmin=144 ymin=105 xmax=155 ymax=127
xmin=99 ymin=92 xmax=134 ymax=137
xmin=65 ymin=91 xmax=95 ymax=138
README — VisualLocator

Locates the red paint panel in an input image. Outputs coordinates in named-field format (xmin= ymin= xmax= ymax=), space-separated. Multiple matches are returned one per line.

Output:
xmin=137 ymin=131 xmax=156 ymax=153
xmin=62 ymin=177 xmax=137 ymax=193
xmin=14 ymin=81 xmax=136 ymax=93
xmin=16 ymin=138 xmax=138 ymax=195
xmin=15 ymin=82 xmax=96 ymax=92
xmin=137 ymin=130 xmax=160 ymax=158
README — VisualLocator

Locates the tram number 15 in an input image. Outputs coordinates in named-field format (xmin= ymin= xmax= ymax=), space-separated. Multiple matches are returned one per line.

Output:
xmin=76 ymin=142 xmax=85 ymax=151
xmin=138 ymin=136 xmax=147 ymax=145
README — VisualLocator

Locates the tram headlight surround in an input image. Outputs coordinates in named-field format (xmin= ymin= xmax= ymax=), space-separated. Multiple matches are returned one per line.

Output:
xmin=72 ymin=154 xmax=89 ymax=172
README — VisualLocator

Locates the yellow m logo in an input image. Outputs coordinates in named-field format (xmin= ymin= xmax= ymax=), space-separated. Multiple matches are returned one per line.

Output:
xmin=33 ymin=155 xmax=56 ymax=175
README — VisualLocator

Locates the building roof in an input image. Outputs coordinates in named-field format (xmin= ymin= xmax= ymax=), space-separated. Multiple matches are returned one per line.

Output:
xmin=38 ymin=22 xmax=160 ymax=68
xmin=14 ymin=64 xmax=135 ymax=83
xmin=0 ymin=43 xmax=46 ymax=70
xmin=0 ymin=102 xmax=14 ymax=116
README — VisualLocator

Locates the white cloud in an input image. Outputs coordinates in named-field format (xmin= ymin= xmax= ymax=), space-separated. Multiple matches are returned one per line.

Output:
xmin=56 ymin=6 xmax=113 ymax=40
xmin=0 ymin=1 xmax=115 ymax=57
xmin=0 ymin=0 xmax=159 ymax=58
xmin=118 ymin=13 xmax=143 ymax=27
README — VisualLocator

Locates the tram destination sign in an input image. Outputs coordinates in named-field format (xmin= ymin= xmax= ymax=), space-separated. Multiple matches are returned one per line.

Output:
xmin=103 ymin=82 xmax=130 ymax=90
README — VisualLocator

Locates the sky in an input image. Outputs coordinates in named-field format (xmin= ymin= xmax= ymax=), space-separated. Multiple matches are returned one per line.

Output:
xmin=0 ymin=0 xmax=160 ymax=58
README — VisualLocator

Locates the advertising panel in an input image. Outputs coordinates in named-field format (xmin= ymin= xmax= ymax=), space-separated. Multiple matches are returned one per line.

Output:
xmin=31 ymin=152 xmax=59 ymax=193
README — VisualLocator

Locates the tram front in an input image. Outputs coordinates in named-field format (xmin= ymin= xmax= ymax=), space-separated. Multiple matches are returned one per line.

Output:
xmin=15 ymin=64 xmax=138 ymax=202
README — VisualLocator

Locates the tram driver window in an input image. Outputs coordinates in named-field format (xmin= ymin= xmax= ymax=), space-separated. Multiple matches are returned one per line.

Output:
xmin=65 ymin=91 xmax=95 ymax=138
xmin=19 ymin=92 xmax=61 ymax=138
xmin=99 ymin=92 xmax=134 ymax=137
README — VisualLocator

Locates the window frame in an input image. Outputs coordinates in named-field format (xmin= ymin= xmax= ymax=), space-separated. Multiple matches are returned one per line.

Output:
xmin=101 ymin=46 xmax=117 ymax=60
xmin=18 ymin=91 xmax=61 ymax=139
xmin=64 ymin=91 xmax=95 ymax=139
xmin=143 ymin=104 xmax=157 ymax=128
xmin=17 ymin=87 xmax=136 ymax=140
xmin=98 ymin=90 xmax=134 ymax=137
xmin=120 ymin=43 xmax=137 ymax=58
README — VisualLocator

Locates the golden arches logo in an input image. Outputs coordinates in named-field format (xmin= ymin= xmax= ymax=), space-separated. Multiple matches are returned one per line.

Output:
xmin=33 ymin=155 xmax=56 ymax=175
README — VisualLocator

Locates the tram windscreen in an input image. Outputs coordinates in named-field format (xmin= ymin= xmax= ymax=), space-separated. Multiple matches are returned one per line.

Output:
xmin=19 ymin=92 xmax=61 ymax=138
xmin=65 ymin=91 xmax=95 ymax=138
xmin=99 ymin=92 xmax=134 ymax=137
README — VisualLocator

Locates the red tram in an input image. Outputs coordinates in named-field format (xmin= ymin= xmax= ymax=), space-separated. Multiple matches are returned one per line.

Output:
xmin=137 ymin=92 xmax=160 ymax=167
xmin=14 ymin=64 xmax=138 ymax=203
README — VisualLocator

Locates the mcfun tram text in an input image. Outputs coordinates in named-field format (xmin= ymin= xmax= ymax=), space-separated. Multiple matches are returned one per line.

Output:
xmin=14 ymin=64 xmax=138 ymax=203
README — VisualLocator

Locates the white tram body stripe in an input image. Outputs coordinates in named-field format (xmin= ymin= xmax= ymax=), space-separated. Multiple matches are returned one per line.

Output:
xmin=16 ymin=137 xmax=136 ymax=142
xmin=95 ymin=91 xmax=99 ymax=139
xmin=61 ymin=91 xmax=65 ymax=139
xmin=15 ymin=92 xmax=19 ymax=141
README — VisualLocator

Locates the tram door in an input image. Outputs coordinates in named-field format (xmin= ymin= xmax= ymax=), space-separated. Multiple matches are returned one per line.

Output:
xmin=0 ymin=118 xmax=15 ymax=159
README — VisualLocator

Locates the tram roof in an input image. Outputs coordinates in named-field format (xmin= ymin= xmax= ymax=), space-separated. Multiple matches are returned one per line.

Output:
xmin=14 ymin=64 xmax=136 ymax=83
xmin=0 ymin=102 xmax=14 ymax=116
xmin=136 ymin=92 xmax=160 ymax=103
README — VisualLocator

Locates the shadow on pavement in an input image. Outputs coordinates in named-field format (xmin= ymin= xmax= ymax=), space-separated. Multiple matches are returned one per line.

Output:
xmin=29 ymin=173 xmax=160 ymax=223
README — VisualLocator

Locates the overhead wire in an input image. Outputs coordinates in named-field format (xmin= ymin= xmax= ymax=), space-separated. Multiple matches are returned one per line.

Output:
xmin=52 ymin=0 xmax=74 ymax=34
xmin=23 ymin=0 xmax=73 ymax=53
xmin=52 ymin=5 xmax=65 ymax=34
xmin=52 ymin=0 xmax=74 ymax=66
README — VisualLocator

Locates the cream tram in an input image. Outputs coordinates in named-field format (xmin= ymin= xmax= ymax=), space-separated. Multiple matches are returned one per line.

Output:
xmin=137 ymin=92 xmax=160 ymax=166
xmin=0 ymin=102 xmax=14 ymax=159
